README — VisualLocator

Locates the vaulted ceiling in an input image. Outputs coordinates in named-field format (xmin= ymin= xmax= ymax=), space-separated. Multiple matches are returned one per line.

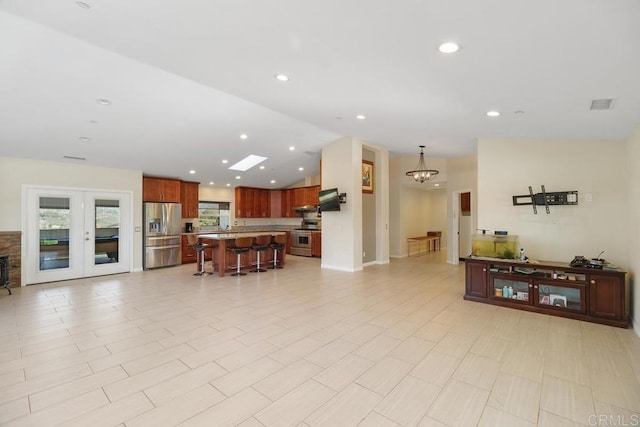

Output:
xmin=1 ymin=0 xmax=638 ymax=188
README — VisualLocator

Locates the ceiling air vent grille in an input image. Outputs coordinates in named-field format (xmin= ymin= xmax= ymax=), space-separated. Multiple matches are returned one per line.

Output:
xmin=590 ymin=98 xmax=614 ymax=110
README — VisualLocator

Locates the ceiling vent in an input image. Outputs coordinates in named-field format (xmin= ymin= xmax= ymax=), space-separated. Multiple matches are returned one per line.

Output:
xmin=590 ymin=98 xmax=614 ymax=110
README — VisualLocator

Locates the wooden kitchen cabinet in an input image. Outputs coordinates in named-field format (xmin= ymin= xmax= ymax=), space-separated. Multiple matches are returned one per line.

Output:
xmin=235 ymin=187 xmax=271 ymax=218
xmin=281 ymin=189 xmax=295 ymax=217
xmin=180 ymin=181 xmax=199 ymax=218
xmin=312 ymin=231 xmax=321 ymax=257
xmin=181 ymin=235 xmax=197 ymax=264
xmin=304 ymin=186 xmax=320 ymax=206
xmin=143 ymin=177 xmax=181 ymax=202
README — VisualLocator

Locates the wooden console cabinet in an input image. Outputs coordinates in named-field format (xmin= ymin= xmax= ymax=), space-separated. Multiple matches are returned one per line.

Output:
xmin=463 ymin=258 xmax=628 ymax=327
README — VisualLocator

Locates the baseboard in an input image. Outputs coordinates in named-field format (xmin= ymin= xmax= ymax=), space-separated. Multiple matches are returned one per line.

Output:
xmin=389 ymin=254 xmax=405 ymax=259
xmin=633 ymin=316 xmax=640 ymax=339
xmin=320 ymin=263 xmax=363 ymax=272
xmin=362 ymin=261 xmax=377 ymax=267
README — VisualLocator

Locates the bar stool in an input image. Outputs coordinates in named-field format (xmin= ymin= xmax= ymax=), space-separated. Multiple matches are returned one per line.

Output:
xmin=226 ymin=236 xmax=253 ymax=276
xmin=250 ymin=235 xmax=271 ymax=273
xmin=187 ymin=234 xmax=210 ymax=276
xmin=268 ymin=234 xmax=286 ymax=269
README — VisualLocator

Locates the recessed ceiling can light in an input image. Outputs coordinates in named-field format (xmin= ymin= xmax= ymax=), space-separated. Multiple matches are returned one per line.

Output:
xmin=209 ymin=181 xmax=214 ymax=185
xmin=438 ymin=42 xmax=460 ymax=54
xmin=96 ymin=98 xmax=111 ymax=105
xmin=76 ymin=1 xmax=90 ymax=9
xmin=486 ymin=110 xmax=501 ymax=117
xmin=270 ymin=180 xmax=276 ymax=184
xmin=514 ymin=110 xmax=525 ymax=114
xmin=259 ymin=165 xmax=265 ymax=170
xmin=240 ymin=134 xmax=248 ymax=140
xmin=226 ymin=183 xmax=230 ymax=187
xmin=235 ymin=176 xmax=241 ymax=180
xmin=356 ymin=114 xmax=366 ymax=120
xmin=78 ymin=137 xmax=91 ymax=142
xmin=222 ymin=159 xmax=228 ymax=164
xmin=298 ymin=167 xmax=304 ymax=171
xmin=275 ymin=74 xmax=290 ymax=82
xmin=289 ymin=146 xmax=295 ymax=151
xmin=434 ymin=183 xmax=440 ymax=187
xmin=189 ymin=170 xmax=196 ymax=174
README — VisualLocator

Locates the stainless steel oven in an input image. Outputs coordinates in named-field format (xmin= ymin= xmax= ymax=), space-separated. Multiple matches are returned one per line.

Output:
xmin=290 ymin=229 xmax=312 ymax=257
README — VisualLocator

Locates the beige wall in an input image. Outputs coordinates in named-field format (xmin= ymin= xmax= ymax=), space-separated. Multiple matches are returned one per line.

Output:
xmin=626 ymin=127 xmax=640 ymax=333
xmin=478 ymin=138 xmax=628 ymax=266
xmin=0 ymin=156 xmax=143 ymax=270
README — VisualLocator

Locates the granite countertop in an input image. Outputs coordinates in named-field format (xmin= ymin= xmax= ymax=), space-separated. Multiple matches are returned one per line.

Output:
xmin=197 ymin=231 xmax=286 ymax=240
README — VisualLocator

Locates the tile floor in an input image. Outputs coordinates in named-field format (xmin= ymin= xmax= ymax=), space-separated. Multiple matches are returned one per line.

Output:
xmin=1 ymin=252 xmax=639 ymax=426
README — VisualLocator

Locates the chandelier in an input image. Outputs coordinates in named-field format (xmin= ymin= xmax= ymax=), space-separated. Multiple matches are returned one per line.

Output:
xmin=405 ymin=145 xmax=439 ymax=183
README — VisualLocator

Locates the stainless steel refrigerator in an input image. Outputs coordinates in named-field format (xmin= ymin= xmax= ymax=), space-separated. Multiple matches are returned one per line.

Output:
xmin=143 ymin=202 xmax=182 ymax=269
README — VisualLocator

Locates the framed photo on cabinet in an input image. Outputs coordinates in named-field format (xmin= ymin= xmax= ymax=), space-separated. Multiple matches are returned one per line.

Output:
xmin=362 ymin=160 xmax=374 ymax=194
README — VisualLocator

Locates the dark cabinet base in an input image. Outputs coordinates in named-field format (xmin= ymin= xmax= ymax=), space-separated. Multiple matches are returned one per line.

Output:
xmin=463 ymin=257 xmax=628 ymax=328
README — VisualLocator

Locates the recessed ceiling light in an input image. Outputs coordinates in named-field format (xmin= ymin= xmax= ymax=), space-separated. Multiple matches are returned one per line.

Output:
xmin=275 ymin=74 xmax=290 ymax=82
xmin=356 ymin=114 xmax=366 ymax=120
xmin=222 ymin=159 xmax=228 ymax=164
xmin=235 ymin=176 xmax=241 ymax=180
xmin=240 ymin=134 xmax=248 ymax=140
xmin=298 ymin=167 xmax=304 ymax=171
xmin=76 ymin=1 xmax=90 ymax=9
xmin=289 ymin=146 xmax=295 ymax=151
xmin=434 ymin=183 xmax=440 ymax=187
xmin=189 ymin=170 xmax=196 ymax=174
xmin=438 ymin=42 xmax=460 ymax=54
xmin=226 ymin=183 xmax=230 ymax=187
xmin=209 ymin=181 xmax=214 ymax=185
xmin=514 ymin=110 xmax=525 ymax=114
xmin=486 ymin=110 xmax=501 ymax=117
xmin=229 ymin=154 xmax=268 ymax=171
xmin=96 ymin=98 xmax=111 ymax=106
xmin=259 ymin=165 xmax=265 ymax=170
xmin=78 ymin=137 xmax=91 ymax=142
xmin=270 ymin=180 xmax=276 ymax=184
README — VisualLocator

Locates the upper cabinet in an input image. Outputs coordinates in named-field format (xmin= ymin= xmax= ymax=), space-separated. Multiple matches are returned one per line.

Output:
xmin=235 ymin=187 xmax=271 ymax=218
xmin=143 ymin=177 xmax=181 ymax=202
xmin=235 ymin=185 xmax=319 ymax=218
xmin=180 ymin=181 xmax=200 ymax=218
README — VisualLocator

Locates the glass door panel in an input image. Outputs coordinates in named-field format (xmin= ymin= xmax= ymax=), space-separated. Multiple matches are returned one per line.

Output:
xmin=94 ymin=199 xmax=120 ymax=265
xmin=534 ymin=280 xmax=586 ymax=313
xmin=490 ymin=274 xmax=532 ymax=304
xmin=39 ymin=196 xmax=71 ymax=271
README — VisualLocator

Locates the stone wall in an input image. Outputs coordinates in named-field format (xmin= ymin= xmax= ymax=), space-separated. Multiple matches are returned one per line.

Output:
xmin=0 ymin=231 xmax=21 ymax=288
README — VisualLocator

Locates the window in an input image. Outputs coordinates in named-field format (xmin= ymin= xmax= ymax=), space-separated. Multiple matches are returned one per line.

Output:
xmin=199 ymin=201 xmax=230 ymax=230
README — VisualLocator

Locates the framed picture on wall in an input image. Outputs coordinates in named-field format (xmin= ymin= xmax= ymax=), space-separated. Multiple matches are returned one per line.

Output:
xmin=362 ymin=160 xmax=374 ymax=194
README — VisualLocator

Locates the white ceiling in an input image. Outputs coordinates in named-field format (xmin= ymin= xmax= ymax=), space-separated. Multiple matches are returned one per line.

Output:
xmin=1 ymin=0 xmax=639 ymax=189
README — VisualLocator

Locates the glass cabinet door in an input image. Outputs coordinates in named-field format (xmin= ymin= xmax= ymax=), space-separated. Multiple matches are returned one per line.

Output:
xmin=534 ymin=280 xmax=586 ymax=313
xmin=490 ymin=274 xmax=532 ymax=304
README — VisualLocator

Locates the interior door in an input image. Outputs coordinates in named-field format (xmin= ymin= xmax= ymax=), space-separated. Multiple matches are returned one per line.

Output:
xmin=25 ymin=187 xmax=131 ymax=284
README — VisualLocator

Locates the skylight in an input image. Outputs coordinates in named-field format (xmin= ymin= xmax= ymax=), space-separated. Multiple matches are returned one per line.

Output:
xmin=228 ymin=155 xmax=268 ymax=171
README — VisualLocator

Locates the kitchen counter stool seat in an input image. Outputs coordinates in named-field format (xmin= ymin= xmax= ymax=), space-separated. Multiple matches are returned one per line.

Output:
xmin=187 ymin=234 xmax=212 ymax=276
xmin=226 ymin=237 xmax=253 ymax=276
xmin=250 ymin=235 xmax=271 ymax=273
xmin=268 ymin=234 xmax=286 ymax=269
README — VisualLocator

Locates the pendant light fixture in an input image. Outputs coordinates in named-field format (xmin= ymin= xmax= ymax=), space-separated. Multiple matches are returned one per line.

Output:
xmin=405 ymin=145 xmax=439 ymax=183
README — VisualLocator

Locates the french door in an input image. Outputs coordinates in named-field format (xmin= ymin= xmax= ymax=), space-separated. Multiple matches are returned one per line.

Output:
xmin=25 ymin=187 xmax=132 ymax=284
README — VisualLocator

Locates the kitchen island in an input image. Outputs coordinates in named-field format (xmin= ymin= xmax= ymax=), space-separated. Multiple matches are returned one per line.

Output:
xmin=198 ymin=232 xmax=287 ymax=277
